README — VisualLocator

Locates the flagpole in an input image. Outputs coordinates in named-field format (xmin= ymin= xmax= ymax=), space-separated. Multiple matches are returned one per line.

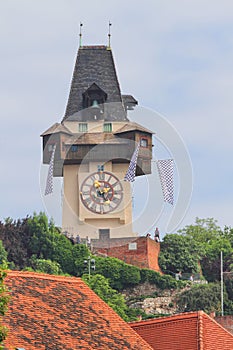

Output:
xmin=221 ymin=250 xmax=224 ymax=316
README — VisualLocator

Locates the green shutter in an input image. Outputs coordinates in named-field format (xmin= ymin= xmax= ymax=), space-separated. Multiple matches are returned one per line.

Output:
xmin=79 ymin=123 xmax=88 ymax=132
xmin=103 ymin=123 xmax=112 ymax=132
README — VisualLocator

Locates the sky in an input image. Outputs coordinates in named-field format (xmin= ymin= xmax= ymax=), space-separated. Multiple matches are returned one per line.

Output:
xmin=1 ymin=0 xmax=233 ymax=235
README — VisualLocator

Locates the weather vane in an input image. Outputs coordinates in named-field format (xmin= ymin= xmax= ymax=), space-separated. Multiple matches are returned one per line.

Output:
xmin=108 ymin=21 xmax=112 ymax=48
xmin=79 ymin=22 xmax=83 ymax=47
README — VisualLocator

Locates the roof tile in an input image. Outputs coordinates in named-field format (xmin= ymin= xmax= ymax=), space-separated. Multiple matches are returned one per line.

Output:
xmin=129 ymin=311 xmax=233 ymax=350
xmin=3 ymin=271 xmax=153 ymax=350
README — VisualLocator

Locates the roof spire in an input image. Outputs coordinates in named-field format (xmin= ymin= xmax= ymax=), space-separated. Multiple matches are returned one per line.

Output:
xmin=108 ymin=21 xmax=112 ymax=49
xmin=79 ymin=22 xmax=83 ymax=47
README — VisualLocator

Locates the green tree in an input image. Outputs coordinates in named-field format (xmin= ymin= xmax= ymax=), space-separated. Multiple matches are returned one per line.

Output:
xmin=178 ymin=217 xmax=222 ymax=243
xmin=159 ymin=234 xmax=203 ymax=274
xmin=28 ymin=212 xmax=59 ymax=260
xmin=0 ymin=267 xmax=10 ymax=349
xmin=30 ymin=258 xmax=63 ymax=275
xmin=82 ymin=274 xmax=131 ymax=321
xmin=201 ymin=239 xmax=233 ymax=282
xmin=0 ymin=242 xmax=8 ymax=266
xmin=71 ymin=244 xmax=90 ymax=276
xmin=28 ymin=212 xmax=90 ymax=275
xmin=221 ymin=226 xmax=233 ymax=248
xmin=176 ymin=282 xmax=233 ymax=315
xmin=179 ymin=218 xmax=233 ymax=282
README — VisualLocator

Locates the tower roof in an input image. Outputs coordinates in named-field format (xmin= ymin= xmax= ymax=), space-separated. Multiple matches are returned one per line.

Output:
xmin=63 ymin=45 xmax=127 ymax=121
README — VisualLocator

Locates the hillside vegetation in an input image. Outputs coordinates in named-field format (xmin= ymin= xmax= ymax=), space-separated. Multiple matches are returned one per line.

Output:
xmin=0 ymin=213 xmax=233 ymax=320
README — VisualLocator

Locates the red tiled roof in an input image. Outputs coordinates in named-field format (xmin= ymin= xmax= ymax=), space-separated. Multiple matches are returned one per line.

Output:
xmin=129 ymin=311 xmax=233 ymax=350
xmin=3 ymin=271 xmax=153 ymax=350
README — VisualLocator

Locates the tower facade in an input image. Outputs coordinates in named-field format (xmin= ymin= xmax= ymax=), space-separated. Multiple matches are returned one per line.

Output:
xmin=41 ymin=45 xmax=153 ymax=240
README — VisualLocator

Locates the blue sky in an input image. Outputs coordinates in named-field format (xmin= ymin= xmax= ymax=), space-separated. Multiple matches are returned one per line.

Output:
xmin=1 ymin=0 xmax=233 ymax=234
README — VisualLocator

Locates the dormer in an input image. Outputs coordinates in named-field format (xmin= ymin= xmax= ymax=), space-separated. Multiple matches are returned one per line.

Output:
xmin=82 ymin=83 xmax=107 ymax=109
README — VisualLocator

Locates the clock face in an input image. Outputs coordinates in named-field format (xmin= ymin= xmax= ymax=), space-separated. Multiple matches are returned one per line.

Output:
xmin=80 ymin=171 xmax=123 ymax=214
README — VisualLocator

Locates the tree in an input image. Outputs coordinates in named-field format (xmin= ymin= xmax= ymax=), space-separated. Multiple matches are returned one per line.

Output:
xmin=159 ymin=234 xmax=203 ymax=274
xmin=28 ymin=212 xmax=89 ymax=276
xmin=0 ymin=267 xmax=10 ymax=349
xmin=179 ymin=218 xmax=233 ymax=282
xmin=0 ymin=217 xmax=32 ymax=269
xmin=176 ymin=282 xmax=233 ymax=315
xmin=201 ymin=239 xmax=233 ymax=282
xmin=82 ymin=274 xmax=131 ymax=321
xmin=30 ymin=258 xmax=63 ymax=275
xmin=178 ymin=217 xmax=222 ymax=243
xmin=28 ymin=212 xmax=59 ymax=260
xmin=0 ymin=242 xmax=8 ymax=266
xmin=221 ymin=226 xmax=233 ymax=248
xmin=71 ymin=244 xmax=90 ymax=276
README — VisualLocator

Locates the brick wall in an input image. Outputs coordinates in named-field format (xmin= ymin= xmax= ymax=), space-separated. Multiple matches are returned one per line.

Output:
xmin=94 ymin=236 xmax=161 ymax=272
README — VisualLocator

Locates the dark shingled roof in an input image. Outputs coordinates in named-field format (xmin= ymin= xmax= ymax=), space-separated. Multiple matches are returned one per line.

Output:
xmin=63 ymin=46 xmax=127 ymax=121
xmin=122 ymin=95 xmax=138 ymax=110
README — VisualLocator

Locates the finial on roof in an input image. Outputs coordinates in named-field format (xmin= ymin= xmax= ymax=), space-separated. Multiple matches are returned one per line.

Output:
xmin=108 ymin=21 xmax=112 ymax=49
xmin=79 ymin=22 xmax=83 ymax=47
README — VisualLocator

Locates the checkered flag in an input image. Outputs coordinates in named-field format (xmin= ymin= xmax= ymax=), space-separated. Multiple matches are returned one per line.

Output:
xmin=45 ymin=144 xmax=56 ymax=195
xmin=157 ymin=159 xmax=174 ymax=205
xmin=124 ymin=143 xmax=140 ymax=182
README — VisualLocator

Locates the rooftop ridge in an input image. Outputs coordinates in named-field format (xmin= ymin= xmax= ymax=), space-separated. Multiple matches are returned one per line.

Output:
xmin=198 ymin=310 xmax=204 ymax=350
xmin=130 ymin=309 xmax=233 ymax=349
xmin=6 ymin=270 xmax=82 ymax=284
xmin=129 ymin=311 xmax=202 ymax=327
xmin=81 ymin=45 xmax=107 ymax=49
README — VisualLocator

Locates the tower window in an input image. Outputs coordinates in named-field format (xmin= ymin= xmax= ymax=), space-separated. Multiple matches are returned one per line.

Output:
xmin=140 ymin=138 xmax=148 ymax=148
xmin=128 ymin=242 xmax=137 ymax=250
xmin=97 ymin=165 xmax=104 ymax=172
xmin=99 ymin=229 xmax=110 ymax=240
xmin=82 ymin=83 xmax=107 ymax=109
xmin=79 ymin=123 xmax=88 ymax=132
xmin=71 ymin=145 xmax=78 ymax=152
xmin=103 ymin=123 xmax=112 ymax=132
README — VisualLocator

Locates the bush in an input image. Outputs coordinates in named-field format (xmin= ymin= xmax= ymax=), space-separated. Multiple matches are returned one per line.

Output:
xmin=140 ymin=268 xmax=182 ymax=290
xmin=30 ymin=258 xmax=63 ymax=275
xmin=94 ymin=256 xmax=141 ymax=290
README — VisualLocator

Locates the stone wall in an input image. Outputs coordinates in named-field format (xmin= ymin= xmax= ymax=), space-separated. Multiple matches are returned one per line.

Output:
xmin=123 ymin=282 xmax=181 ymax=316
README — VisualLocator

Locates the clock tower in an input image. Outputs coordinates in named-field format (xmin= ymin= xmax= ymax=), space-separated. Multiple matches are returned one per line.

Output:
xmin=41 ymin=44 xmax=153 ymax=240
